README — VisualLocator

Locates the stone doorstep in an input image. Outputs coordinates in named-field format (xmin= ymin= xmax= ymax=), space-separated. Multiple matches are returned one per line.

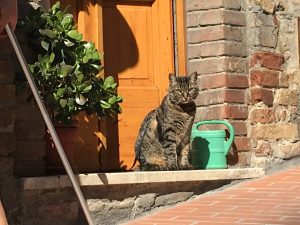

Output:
xmin=21 ymin=168 xmax=265 ymax=190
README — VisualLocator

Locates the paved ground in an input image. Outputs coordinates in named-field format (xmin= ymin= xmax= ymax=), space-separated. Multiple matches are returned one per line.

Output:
xmin=124 ymin=163 xmax=300 ymax=225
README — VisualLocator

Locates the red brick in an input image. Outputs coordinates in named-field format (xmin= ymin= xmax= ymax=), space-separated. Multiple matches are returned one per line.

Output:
xmin=196 ymin=89 xmax=245 ymax=106
xmin=231 ymin=121 xmax=247 ymax=136
xmin=250 ymin=70 xmax=279 ymax=87
xmin=190 ymin=57 xmax=247 ymax=75
xmin=197 ymin=10 xmax=246 ymax=26
xmin=197 ymin=105 xmax=248 ymax=120
xmin=234 ymin=136 xmax=250 ymax=151
xmin=249 ymin=108 xmax=276 ymax=124
xmin=250 ymin=87 xmax=274 ymax=106
xmin=250 ymin=51 xmax=284 ymax=70
xmin=198 ymin=73 xmax=249 ymax=90
xmin=187 ymin=0 xmax=241 ymax=11
xmin=188 ymin=25 xmax=242 ymax=44
xmin=190 ymin=41 xmax=246 ymax=58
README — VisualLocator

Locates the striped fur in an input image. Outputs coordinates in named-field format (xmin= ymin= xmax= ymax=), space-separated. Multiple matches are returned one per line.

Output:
xmin=134 ymin=72 xmax=199 ymax=171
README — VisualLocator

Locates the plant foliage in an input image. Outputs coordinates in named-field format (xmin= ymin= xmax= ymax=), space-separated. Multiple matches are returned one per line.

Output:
xmin=22 ymin=1 xmax=122 ymax=124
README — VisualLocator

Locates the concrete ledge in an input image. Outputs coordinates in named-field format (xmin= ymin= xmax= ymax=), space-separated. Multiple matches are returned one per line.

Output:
xmin=22 ymin=168 xmax=265 ymax=190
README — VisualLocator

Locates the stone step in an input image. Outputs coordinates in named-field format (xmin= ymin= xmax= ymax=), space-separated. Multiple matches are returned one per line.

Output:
xmin=22 ymin=168 xmax=265 ymax=190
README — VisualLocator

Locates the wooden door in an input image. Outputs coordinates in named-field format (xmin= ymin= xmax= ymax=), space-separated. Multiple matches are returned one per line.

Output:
xmin=57 ymin=0 xmax=186 ymax=171
xmin=101 ymin=0 xmax=174 ymax=170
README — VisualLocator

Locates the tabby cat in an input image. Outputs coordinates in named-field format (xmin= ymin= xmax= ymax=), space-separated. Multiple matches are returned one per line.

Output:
xmin=134 ymin=72 xmax=199 ymax=171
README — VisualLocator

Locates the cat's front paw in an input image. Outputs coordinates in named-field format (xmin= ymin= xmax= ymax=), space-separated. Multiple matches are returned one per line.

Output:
xmin=167 ymin=162 xmax=179 ymax=170
xmin=178 ymin=161 xmax=193 ymax=170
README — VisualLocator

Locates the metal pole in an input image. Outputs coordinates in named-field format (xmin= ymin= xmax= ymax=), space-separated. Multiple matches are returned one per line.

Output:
xmin=5 ymin=24 xmax=95 ymax=225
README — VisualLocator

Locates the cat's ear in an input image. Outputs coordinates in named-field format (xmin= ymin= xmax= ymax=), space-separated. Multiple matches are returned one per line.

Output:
xmin=169 ymin=73 xmax=176 ymax=86
xmin=190 ymin=71 xmax=198 ymax=83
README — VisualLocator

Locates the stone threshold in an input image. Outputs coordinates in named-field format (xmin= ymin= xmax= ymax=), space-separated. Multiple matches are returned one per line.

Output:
xmin=22 ymin=168 xmax=265 ymax=190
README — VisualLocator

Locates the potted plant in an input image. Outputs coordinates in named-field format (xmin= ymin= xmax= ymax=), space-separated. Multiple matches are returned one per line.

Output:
xmin=21 ymin=1 xmax=122 ymax=173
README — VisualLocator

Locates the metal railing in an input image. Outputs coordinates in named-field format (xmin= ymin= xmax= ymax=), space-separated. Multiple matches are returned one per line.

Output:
xmin=5 ymin=24 xmax=95 ymax=225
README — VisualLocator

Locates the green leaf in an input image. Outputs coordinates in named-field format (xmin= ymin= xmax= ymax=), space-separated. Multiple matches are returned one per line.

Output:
xmin=67 ymin=30 xmax=83 ymax=41
xmin=100 ymin=100 xmax=111 ymax=109
xmin=49 ymin=53 xmax=55 ymax=63
xmin=77 ymin=73 xmax=84 ymax=83
xmin=82 ymin=56 xmax=89 ymax=63
xmin=104 ymin=76 xmax=115 ymax=89
xmin=39 ymin=29 xmax=56 ymax=38
xmin=60 ymin=99 xmax=68 ymax=108
xmin=41 ymin=41 xmax=49 ymax=51
xmin=108 ymin=96 xmax=116 ymax=105
xmin=82 ymin=85 xmax=92 ymax=93
xmin=57 ymin=87 xmax=66 ymax=97
xmin=61 ymin=14 xmax=73 ymax=28
xmin=116 ymin=96 xmax=124 ymax=102
xmin=64 ymin=39 xmax=74 ymax=47
xmin=59 ymin=64 xmax=73 ymax=78
xmin=51 ymin=1 xmax=61 ymax=13
xmin=75 ymin=94 xmax=87 ymax=105
xmin=67 ymin=98 xmax=75 ymax=107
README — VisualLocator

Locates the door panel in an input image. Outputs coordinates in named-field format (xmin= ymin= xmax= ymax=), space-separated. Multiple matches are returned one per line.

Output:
xmin=57 ymin=0 xmax=175 ymax=171
xmin=102 ymin=0 xmax=174 ymax=170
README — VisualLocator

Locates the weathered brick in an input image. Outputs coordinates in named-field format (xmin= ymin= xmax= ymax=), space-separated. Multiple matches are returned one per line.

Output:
xmin=274 ymin=89 xmax=298 ymax=106
xmin=199 ymin=73 xmax=248 ymax=90
xmin=188 ymin=25 xmax=242 ymax=44
xmin=15 ymin=119 xmax=45 ymax=140
xmin=196 ymin=105 xmax=248 ymax=120
xmin=250 ymin=87 xmax=274 ymax=106
xmin=187 ymin=12 xmax=199 ymax=27
xmin=0 ymin=58 xmax=14 ymax=82
xmin=255 ymin=142 xmax=272 ymax=156
xmin=228 ymin=151 xmax=251 ymax=167
xmin=16 ymin=103 xmax=43 ymax=121
xmin=275 ymin=108 xmax=287 ymax=122
xmin=186 ymin=0 xmax=241 ymax=11
xmin=256 ymin=13 xmax=276 ymax=27
xmin=0 ymin=110 xmax=15 ymax=133
xmin=13 ymin=160 xmax=45 ymax=177
xmin=250 ymin=70 xmax=279 ymax=87
xmin=251 ymin=124 xmax=299 ymax=141
xmin=15 ymin=140 xmax=46 ymax=160
xmin=250 ymin=51 xmax=284 ymax=71
xmin=231 ymin=121 xmax=248 ymax=136
xmin=189 ymin=41 xmax=247 ymax=58
xmin=0 ymin=133 xmax=15 ymax=156
xmin=0 ymin=85 xmax=15 ymax=102
xmin=197 ymin=9 xmax=246 ymax=26
xmin=196 ymin=89 xmax=245 ymax=106
xmin=274 ymin=142 xmax=300 ymax=159
xmin=259 ymin=26 xmax=277 ymax=48
xmin=190 ymin=57 xmax=247 ymax=75
xmin=249 ymin=108 xmax=276 ymax=124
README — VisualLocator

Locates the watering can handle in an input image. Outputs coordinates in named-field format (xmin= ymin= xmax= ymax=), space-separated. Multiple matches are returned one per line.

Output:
xmin=194 ymin=120 xmax=235 ymax=156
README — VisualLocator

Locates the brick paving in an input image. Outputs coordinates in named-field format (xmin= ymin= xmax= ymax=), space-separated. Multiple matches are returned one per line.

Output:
xmin=124 ymin=166 xmax=300 ymax=225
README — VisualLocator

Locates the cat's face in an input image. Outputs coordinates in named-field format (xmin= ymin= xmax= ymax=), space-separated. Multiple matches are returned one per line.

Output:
xmin=168 ymin=72 xmax=199 ymax=105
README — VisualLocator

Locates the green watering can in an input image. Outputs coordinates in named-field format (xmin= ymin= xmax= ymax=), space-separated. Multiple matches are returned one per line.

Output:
xmin=191 ymin=120 xmax=235 ymax=169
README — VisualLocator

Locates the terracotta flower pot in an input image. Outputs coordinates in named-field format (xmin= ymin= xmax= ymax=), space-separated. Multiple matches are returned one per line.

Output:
xmin=44 ymin=120 xmax=79 ymax=174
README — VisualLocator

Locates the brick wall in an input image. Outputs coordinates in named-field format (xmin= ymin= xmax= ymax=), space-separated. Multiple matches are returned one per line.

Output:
xmin=187 ymin=0 xmax=300 ymax=169
xmin=186 ymin=0 xmax=251 ymax=166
